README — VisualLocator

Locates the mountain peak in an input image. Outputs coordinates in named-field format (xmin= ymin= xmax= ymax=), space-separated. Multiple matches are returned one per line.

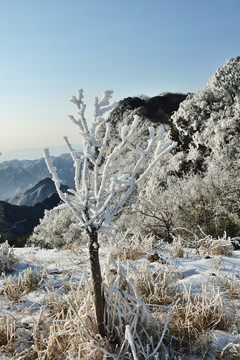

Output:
xmin=11 ymin=177 xmax=68 ymax=207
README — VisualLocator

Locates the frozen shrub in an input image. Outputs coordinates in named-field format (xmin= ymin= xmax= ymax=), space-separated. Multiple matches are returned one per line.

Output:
xmin=0 ymin=240 xmax=15 ymax=274
xmin=197 ymin=234 xmax=234 ymax=257
xmin=171 ymin=57 xmax=240 ymax=171
xmin=129 ymin=57 xmax=240 ymax=242
xmin=135 ymin=156 xmax=240 ymax=241
xmin=170 ymin=238 xmax=184 ymax=258
xmin=44 ymin=88 xmax=176 ymax=338
xmin=27 ymin=205 xmax=84 ymax=249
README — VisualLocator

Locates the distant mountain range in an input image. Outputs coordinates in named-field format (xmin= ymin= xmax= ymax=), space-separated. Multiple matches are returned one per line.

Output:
xmin=0 ymin=153 xmax=76 ymax=201
xmin=0 ymin=151 xmax=81 ymax=245
xmin=0 ymin=155 xmax=73 ymax=245
xmin=11 ymin=177 xmax=69 ymax=206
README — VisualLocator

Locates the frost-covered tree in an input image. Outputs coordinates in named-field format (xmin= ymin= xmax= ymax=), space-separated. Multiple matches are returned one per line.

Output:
xmin=171 ymin=56 xmax=240 ymax=172
xmin=135 ymin=157 xmax=240 ymax=241
xmin=133 ymin=57 xmax=240 ymax=241
xmin=44 ymin=89 xmax=176 ymax=336
xmin=28 ymin=205 xmax=82 ymax=249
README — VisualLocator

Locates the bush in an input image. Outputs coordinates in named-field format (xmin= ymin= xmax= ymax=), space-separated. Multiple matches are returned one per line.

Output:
xmin=0 ymin=241 xmax=15 ymax=274
xmin=135 ymin=155 xmax=240 ymax=242
xmin=196 ymin=234 xmax=234 ymax=257
xmin=27 ymin=205 xmax=84 ymax=249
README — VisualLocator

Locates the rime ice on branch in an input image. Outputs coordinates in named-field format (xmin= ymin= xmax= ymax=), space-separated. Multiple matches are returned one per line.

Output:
xmin=43 ymin=89 xmax=177 ymax=235
xmin=43 ymin=88 xmax=177 ymax=337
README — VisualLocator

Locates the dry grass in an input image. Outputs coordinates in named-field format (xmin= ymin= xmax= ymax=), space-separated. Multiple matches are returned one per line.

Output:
xmin=196 ymin=234 xmax=234 ymax=257
xmin=113 ymin=246 xmax=145 ymax=261
xmin=110 ymin=231 xmax=161 ymax=261
xmin=212 ymin=273 xmax=240 ymax=300
xmin=0 ymin=315 xmax=28 ymax=357
xmin=10 ymin=256 xmax=171 ymax=359
xmin=43 ymin=291 xmax=70 ymax=318
xmin=0 ymin=267 xmax=44 ymax=301
xmin=135 ymin=265 xmax=182 ymax=306
xmin=0 ymin=316 xmax=8 ymax=346
xmin=209 ymin=241 xmax=234 ymax=256
xmin=1 ymin=234 xmax=240 ymax=359
xmin=220 ymin=342 xmax=240 ymax=359
xmin=1 ymin=267 xmax=239 ymax=359
xmin=26 ymin=257 xmax=234 ymax=359
xmin=169 ymin=238 xmax=184 ymax=258
xmin=167 ymin=285 xmax=233 ymax=356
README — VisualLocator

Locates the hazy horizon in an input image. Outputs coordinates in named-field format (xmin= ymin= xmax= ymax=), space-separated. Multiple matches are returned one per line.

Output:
xmin=0 ymin=144 xmax=83 ymax=162
xmin=1 ymin=0 xmax=240 ymax=154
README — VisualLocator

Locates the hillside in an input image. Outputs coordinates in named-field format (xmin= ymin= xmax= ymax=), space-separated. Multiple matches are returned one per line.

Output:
xmin=0 ymin=192 xmax=63 ymax=246
xmin=131 ymin=57 xmax=240 ymax=240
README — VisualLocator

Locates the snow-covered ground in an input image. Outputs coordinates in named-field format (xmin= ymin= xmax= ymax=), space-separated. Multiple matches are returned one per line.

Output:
xmin=1 ymin=238 xmax=240 ymax=359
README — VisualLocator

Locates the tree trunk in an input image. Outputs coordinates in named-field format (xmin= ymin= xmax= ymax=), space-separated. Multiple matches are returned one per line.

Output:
xmin=88 ymin=230 xmax=106 ymax=337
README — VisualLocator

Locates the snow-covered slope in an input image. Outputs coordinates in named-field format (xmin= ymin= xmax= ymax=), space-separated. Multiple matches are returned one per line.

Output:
xmin=0 ymin=236 xmax=240 ymax=359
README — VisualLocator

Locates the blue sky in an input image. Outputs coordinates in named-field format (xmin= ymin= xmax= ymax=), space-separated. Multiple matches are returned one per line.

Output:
xmin=0 ymin=0 xmax=240 ymax=158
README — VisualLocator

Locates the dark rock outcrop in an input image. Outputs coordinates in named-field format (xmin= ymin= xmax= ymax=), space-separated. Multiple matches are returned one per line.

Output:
xmin=108 ymin=93 xmax=187 ymax=126
xmin=0 ymin=191 xmax=64 ymax=246
xmin=139 ymin=93 xmax=188 ymax=124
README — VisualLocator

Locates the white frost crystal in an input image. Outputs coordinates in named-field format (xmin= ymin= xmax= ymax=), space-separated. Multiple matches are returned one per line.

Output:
xmin=44 ymin=89 xmax=176 ymax=234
